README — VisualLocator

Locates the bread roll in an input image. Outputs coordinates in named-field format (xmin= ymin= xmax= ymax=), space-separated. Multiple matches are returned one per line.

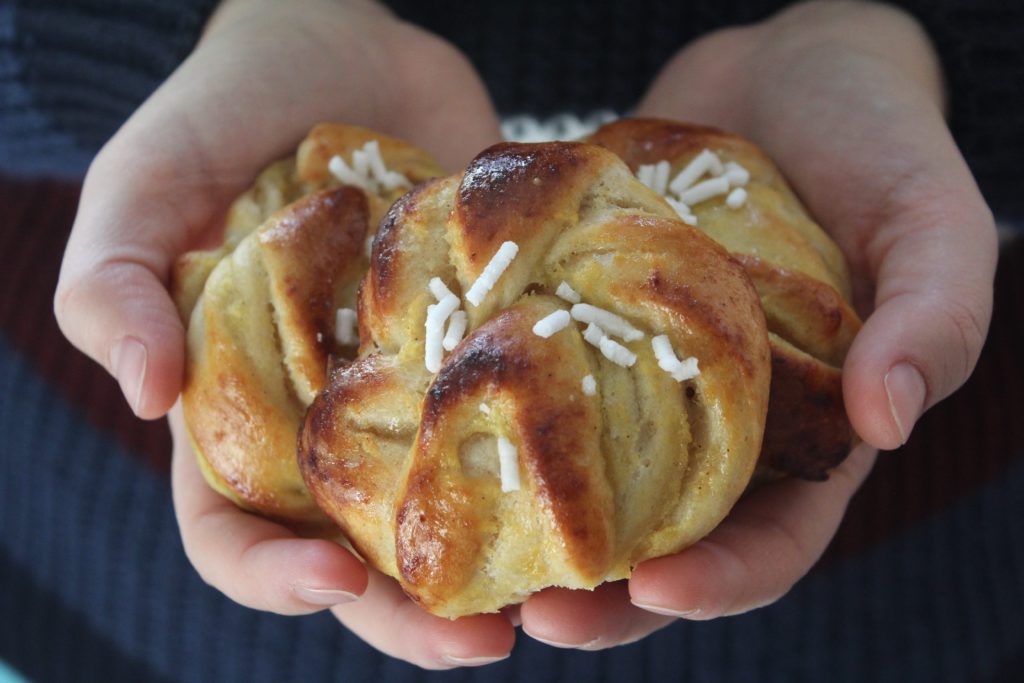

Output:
xmin=588 ymin=119 xmax=862 ymax=479
xmin=298 ymin=139 xmax=771 ymax=615
xmin=174 ymin=125 xmax=444 ymax=525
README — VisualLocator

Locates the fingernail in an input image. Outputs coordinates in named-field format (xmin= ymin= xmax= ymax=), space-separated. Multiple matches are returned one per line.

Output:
xmin=292 ymin=584 xmax=359 ymax=606
xmin=884 ymin=362 xmax=926 ymax=446
xmin=630 ymin=601 xmax=702 ymax=619
xmin=441 ymin=654 xmax=509 ymax=667
xmin=527 ymin=633 xmax=601 ymax=649
xmin=109 ymin=337 xmax=147 ymax=415
xmin=501 ymin=604 xmax=522 ymax=627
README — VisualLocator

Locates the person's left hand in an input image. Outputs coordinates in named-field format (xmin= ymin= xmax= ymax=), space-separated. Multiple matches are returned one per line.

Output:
xmin=519 ymin=0 xmax=996 ymax=649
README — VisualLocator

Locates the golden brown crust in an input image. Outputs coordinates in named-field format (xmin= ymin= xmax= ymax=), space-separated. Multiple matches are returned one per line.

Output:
xmin=297 ymin=124 xmax=445 ymax=190
xmin=454 ymin=142 xmax=601 ymax=261
xmin=736 ymin=255 xmax=860 ymax=368
xmin=183 ymin=187 xmax=368 ymax=524
xmin=258 ymin=186 xmax=369 ymax=402
xmin=588 ymin=118 xmax=863 ymax=480
xmin=761 ymin=335 xmax=854 ymax=480
xmin=173 ymin=123 xmax=447 ymax=327
xmin=299 ymin=140 xmax=771 ymax=616
xmin=176 ymin=124 xmax=444 ymax=525
xmin=359 ymin=177 xmax=460 ymax=355
xmin=587 ymin=118 xmax=852 ymax=296
xmin=396 ymin=300 xmax=615 ymax=606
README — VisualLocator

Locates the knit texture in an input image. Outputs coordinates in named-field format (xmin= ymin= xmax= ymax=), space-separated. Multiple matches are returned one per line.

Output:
xmin=383 ymin=0 xmax=1024 ymax=221
xmin=0 ymin=0 xmax=1021 ymax=218
xmin=0 ymin=0 xmax=218 ymax=177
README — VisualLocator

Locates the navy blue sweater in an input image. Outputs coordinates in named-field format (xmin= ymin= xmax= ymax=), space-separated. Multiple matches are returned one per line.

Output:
xmin=1 ymin=0 xmax=1022 ymax=219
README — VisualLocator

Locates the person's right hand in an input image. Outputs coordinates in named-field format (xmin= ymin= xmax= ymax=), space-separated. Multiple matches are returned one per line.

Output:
xmin=55 ymin=0 xmax=512 ymax=669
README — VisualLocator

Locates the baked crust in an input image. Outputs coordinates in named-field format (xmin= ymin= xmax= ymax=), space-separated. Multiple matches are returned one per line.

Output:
xmin=298 ymin=140 xmax=771 ymax=615
xmin=175 ymin=118 xmax=860 ymax=615
xmin=588 ymin=119 xmax=862 ymax=479
xmin=174 ymin=124 xmax=444 ymax=524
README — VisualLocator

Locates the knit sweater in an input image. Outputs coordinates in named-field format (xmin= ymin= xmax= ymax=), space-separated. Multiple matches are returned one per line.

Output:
xmin=1 ymin=2 xmax=1023 ymax=682
xmin=1 ymin=0 xmax=1022 ymax=220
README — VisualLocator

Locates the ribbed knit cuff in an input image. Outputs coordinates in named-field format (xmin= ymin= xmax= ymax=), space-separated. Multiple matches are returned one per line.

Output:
xmin=0 ymin=0 xmax=220 ymax=177
xmin=893 ymin=0 xmax=1023 ymax=222
xmin=383 ymin=0 xmax=1024 ymax=222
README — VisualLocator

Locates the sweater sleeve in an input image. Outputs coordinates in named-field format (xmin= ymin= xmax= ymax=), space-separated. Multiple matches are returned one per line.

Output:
xmin=896 ymin=0 xmax=1024 ymax=223
xmin=0 ymin=0 xmax=220 ymax=178
xmin=382 ymin=0 xmax=1024 ymax=223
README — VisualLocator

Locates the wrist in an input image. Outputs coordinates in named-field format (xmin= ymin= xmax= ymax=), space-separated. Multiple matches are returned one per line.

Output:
xmin=639 ymin=1 xmax=946 ymax=133
xmin=201 ymin=0 xmax=393 ymax=42
xmin=752 ymin=1 xmax=945 ymax=112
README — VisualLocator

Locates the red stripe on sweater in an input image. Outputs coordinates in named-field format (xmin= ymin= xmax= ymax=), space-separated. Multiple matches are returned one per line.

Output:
xmin=0 ymin=176 xmax=171 ymax=472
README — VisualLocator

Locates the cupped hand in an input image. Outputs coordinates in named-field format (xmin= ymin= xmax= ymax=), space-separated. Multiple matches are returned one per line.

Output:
xmin=55 ymin=0 xmax=501 ymax=419
xmin=55 ymin=0 xmax=510 ymax=669
xmin=521 ymin=0 xmax=996 ymax=649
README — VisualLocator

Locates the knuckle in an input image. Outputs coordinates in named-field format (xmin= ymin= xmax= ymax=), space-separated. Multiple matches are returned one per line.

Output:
xmin=937 ymin=295 xmax=989 ymax=385
xmin=696 ymin=537 xmax=762 ymax=617
xmin=52 ymin=272 xmax=99 ymax=353
xmin=716 ymin=512 xmax=812 ymax=614
xmin=825 ymin=450 xmax=872 ymax=497
xmin=52 ymin=261 xmax=122 ymax=344
xmin=178 ymin=532 xmax=220 ymax=592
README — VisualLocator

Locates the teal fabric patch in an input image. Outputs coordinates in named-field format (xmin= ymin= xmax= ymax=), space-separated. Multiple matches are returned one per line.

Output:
xmin=0 ymin=661 xmax=28 ymax=683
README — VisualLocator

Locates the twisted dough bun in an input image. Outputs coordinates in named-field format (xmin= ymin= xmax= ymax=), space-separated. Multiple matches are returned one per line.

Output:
xmin=298 ymin=140 xmax=772 ymax=616
xmin=173 ymin=124 xmax=444 ymax=525
xmin=588 ymin=119 xmax=862 ymax=479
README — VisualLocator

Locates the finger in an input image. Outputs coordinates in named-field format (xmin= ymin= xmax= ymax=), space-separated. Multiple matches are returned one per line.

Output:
xmin=630 ymin=442 xmax=877 ymax=619
xmin=842 ymin=177 xmax=997 ymax=449
xmin=331 ymin=569 xmax=515 ymax=669
xmin=54 ymin=25 xmax=378 ymax=417
xmin=170 ymin=406 xmax=368 ymax=614
xmin=52 ymin=91 xmax=232 ymax=419
xmin=521 ymin=582 xmax=673 ymax=650
xmin=382 ymin=22 xmax=504 ymax=168
xmin=54 ymin=5 xmax=501 ymax=419
xmin=54 ymin=258 xmax=185 ymax=420
xmin=53 ymin=42 xmax=295 ymax=419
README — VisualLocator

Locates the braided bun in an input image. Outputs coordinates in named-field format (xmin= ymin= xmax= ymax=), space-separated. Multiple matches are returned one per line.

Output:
xmin=298 ymin=140 xmax=771 ymax=616
xmin=176 ymin=119 xmax=861 ymax=617
xmin=588 ymin=119 xmax=862 ymax=479
xmin=174 ymin=124 xmax=444 ymax=525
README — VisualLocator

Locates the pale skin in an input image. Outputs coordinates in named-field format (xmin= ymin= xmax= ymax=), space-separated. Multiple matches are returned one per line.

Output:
xmin=54 ymin=0 xmax=997 ymax=670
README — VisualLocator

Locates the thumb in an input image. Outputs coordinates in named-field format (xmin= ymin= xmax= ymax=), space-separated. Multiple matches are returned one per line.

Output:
xmin=52 ymin=0 xmax=395 ymax=419
xmin=52 ymin=20 xmax=283 ymax=418
xmin=843 ymin=179 xmax=997 ymax=450
xmin=54 ymin=1 xmax=504 ymax=419
xmin=53 ymin=123 xmax=229 ymax=419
